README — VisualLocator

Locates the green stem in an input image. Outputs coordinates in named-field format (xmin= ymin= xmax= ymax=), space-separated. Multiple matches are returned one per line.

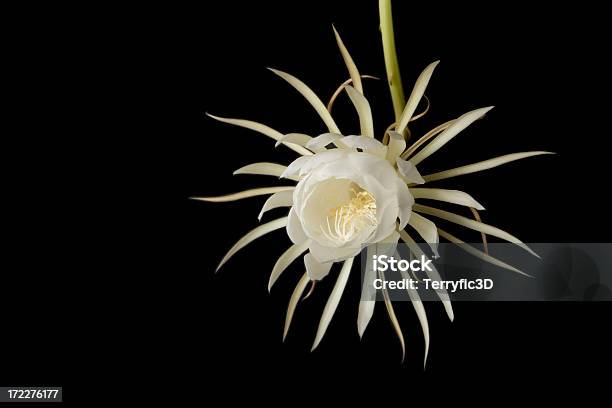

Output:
xmin=379 ymin=0 xmax=405 ymax=123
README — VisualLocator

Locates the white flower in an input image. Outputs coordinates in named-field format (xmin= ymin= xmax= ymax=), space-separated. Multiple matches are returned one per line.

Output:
xmin=286 ymin=146 xmax=415 ymax=266
xmin=194 ymin=12 xmax=552 ymax=365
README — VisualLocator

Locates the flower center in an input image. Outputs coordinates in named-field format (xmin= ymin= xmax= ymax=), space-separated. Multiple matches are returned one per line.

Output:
xmin=320 ymin=188 xmax=378 ymax=245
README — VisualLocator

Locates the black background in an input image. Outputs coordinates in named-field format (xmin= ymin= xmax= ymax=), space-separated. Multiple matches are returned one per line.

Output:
xmin=3 ymin=0 xmax=611 ymax=402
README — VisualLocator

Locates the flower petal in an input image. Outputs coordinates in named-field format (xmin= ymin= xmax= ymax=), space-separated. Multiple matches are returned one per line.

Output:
xmin=400 ymin=266 xmax=430 ymax=369
xmin=380 ymin=269 xmax=405 ymax=362
xmin=304 ymin=252 xmax=333 ymax=281
xmin=401 ymin=119 xmax=454 ymax=159
xmin=344 ymin=85 xmax=374 ymax=137
xmin=306 ymin=133 xmax=343 ymax=150
xmin=206 ymin=113 xmax=312 ymax=156
xmin=283 ymin=272 xmax=310 ymax=341
xmin=423 ymin=151 xmax=555 ymax=182
xmin=408 ymin=212 xmax=439 ymax=257
xmin=368 ymin=195 xmax=400 ymax=243
xmin=333 ymin=25 xmax=362 ymax=94
xmin=286 ymin=207 xmax=308 ymax=245
xmin=358 ymin=230 xmax=400 ymax=338
xmin=234 ymin=162 xmax=298 ymax=181
xmin=308 ymin=240 xmax=361 ymax=263
xmin=311 ymin=257 xmax=354 ymax=351
xmin=386 ymin=131 xmax=406 ymax=164
xmin=280 ymin=156 xmax=313 ymax=178
xmin=411 ymin=188 xmax=484 ymax=210
xmin=437 ymin=227 xmax=530 ymax=277
xmin=268 ymin=68 xmax=342 ymax=134
xmin=191 ymin=186 xmax=294 ymax=203
xmin=269 ymin=240 xmax=311 ymax=291
xmin=396 ymin=178 xmax=414 ymax=230
xmin=340 ymin=135 xmax=385 ymax=150
xmin=216 ymin=217 xmax=288 ymax=272
xmin=281 ymin=150 xmax=347 ymax=178
xmin=413 ymin=204 xmax=539 ymax=258
xmin=339 ymin=136 xmax=387 ymax=158
xmin=410 ymin=106 xmax=494 ymax=165
xmin=396 ymin=60 xmax=440 ymax=134
xmin=396 ymin=158 xmax=425 ymax=184
xmin=258 ymin=190 xmax=293 ymax=221
xmin=327 ymin=75 xmax=380 ymax=113
xmin=399 ymin=229 xmax=454 ymax=322
xmin=357 ymin=300 xmax=375 ymax=339
xmin=275 ymin=133 xmax=314 ymax=149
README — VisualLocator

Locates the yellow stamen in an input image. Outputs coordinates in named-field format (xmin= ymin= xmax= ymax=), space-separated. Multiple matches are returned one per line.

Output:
xmin=320 ymin=188 xmax=378 ymax=244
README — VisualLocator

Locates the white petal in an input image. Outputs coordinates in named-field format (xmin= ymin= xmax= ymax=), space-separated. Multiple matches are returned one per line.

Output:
xmin=344 ymin=85 xmax=374 ymax=137
xmin=368 ymin=198 xmax=400 ymax=244
xmin=311 ymin=257 xmax=354 ymax=351
xmin=269 ymin=240 xmax=311 ymax=291
xmin=286 ymin=207 xmax=308 ymax=245
xmin=281 ymin=156 xmax=313 ymax=178
xmin=371 ymin=228 xmax=401 ymax=260
xmin=306 ymin=133 xmax=343 ymax=150
xmin=281 ymin=150 xmax=347 ymax=178
xmin=396 ymin=179 xmax=414 ymax=230
xmin=408 ymin=212 xmax=439 ymax=257
xmin=396 ymin=158 xmax=425 ymax=184
xmin=206 ymin=113 xmax=312 ymax=156
xmin=423 ymin=151 xmax=554 ymax=182
xmin=357 ymin=301 xmax=375 ymax=339
xmin=358 ymin=230 xmax=399 ymax=338
xmin=401 ymin=119 xmax=454 ymax=160
xmin=308 ymin=240 xmax=361 ymax=263
xmin=191 ymin=186 xmax=294 ymax=203
xmin=399 ymin=230 xmax=454 ymax=322
xmin=396 ymin=61 xmax=440 ymax=134
xmin=275 ymin=133 xmax=314 ymax=149
xmin=304 ymin=252 xmax=333 ymax=281
xmin=298 ymin=179 xmax=357 ymax=242
xmin=381 ymin=229 xmax=400 ymax=245
xmin=268 ymin=68 xmax=341 ymax=134
xmin=411 ymin=188 xmax=484 ymax=210
xmin=327 ymin=75 xmax=380 ymax=113
xmin=386 ymin=131 xmax=406 ymax=163
xmin=380 ymin=271 xmax=405 ymax=362
xmin=413 ymin=204 xmax=539 ymax=258
xmin=340 ymin=135 xmax=387 ymax=158
xmin=333 ymin=25 xmax=362 ymax=94
xmin=300 ymin=155 xmax=394 ymax=196
xmin=234 ymin=162 xmax=298 ymax=181
xmin=298 ymin=149 xmax=347 ymax=175
xmin=400 ymin=267 xmax=430 ymax=369
xmin=410 ymin=106 xmax=494 ymax=165
xmin=258 ymin=190 xmax=293 ymax=221
xmin=216 ymin=217 xmax=288 ymax=272
xmin=340 ymin=135 xmax=385 ymax=150
xmin=283 ymin=272 xmax=310 ymax=341
xmin=437 ymin=227 xmax=530 ymax=277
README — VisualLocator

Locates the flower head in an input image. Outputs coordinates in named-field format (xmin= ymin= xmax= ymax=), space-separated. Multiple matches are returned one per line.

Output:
xmin=194 ymin=10 xmax=551 ymax=365
xmin=287 ymin=145 xmax=415 ymax=265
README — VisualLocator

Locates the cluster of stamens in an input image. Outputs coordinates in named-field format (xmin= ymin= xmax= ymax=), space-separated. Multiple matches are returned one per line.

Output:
xmin=320 ymin=188 xmax=378 ymax=245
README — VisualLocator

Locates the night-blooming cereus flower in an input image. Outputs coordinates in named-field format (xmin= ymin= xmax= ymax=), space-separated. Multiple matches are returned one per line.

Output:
xmin=194 ymin=20 xmax=552 ymax=365
xmin=285 ymin=145 xmax=415 ymax=265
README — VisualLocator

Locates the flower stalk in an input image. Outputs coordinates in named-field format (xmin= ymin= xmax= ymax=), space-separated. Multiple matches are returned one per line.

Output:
xmin=379 ymin=0 xmax=405 ymax=122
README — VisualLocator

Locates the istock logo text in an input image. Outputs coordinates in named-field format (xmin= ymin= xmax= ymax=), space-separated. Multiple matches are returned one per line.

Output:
xmin=372 ymin=254 xmax=433 ymax=273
